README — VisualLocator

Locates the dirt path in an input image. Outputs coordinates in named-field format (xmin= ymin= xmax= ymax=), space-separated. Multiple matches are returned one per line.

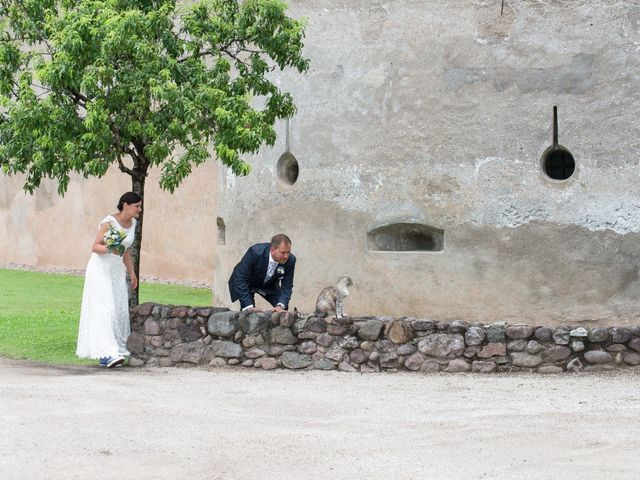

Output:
xmin=1 ymin=357 xmax=639 ymax=480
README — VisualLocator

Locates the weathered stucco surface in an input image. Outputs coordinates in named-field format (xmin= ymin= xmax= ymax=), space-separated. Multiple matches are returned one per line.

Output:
xmin=215 ymin=0 xmax=640 ymax=324
xmin=0 ymin=162 xmax=218 ymax=286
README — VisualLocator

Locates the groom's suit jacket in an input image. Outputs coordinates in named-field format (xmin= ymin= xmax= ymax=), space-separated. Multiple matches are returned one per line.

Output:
xmin=228 ymin=243 xmax=296 ymax=310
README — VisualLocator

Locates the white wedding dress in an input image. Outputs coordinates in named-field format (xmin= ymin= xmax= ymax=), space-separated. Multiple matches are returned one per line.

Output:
xmin=76 ymin=215 xmax=136 ymax=359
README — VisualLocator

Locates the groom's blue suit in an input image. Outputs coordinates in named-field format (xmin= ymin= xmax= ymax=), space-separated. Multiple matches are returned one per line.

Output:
xmin=228 ymin=243 xmax=296 ymax=310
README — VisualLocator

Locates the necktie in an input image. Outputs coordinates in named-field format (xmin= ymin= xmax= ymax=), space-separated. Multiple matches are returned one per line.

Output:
xmin=265 ymin=261 xmax=277 ymax=282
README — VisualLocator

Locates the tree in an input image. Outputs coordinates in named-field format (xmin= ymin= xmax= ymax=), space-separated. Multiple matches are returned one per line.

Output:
xmin=0 ymin=0 xmax=309 ymax=303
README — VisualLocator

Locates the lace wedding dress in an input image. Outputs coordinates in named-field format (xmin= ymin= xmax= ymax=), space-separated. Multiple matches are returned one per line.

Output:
xmin=76 ymin=215 xmax=136 ymax=359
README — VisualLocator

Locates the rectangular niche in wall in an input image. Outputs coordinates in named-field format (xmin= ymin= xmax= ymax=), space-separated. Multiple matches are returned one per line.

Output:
xmin=367 ymin=223 xmax=444 ymax=252
xmin=217 ymin=217 xmax=226 ymax=245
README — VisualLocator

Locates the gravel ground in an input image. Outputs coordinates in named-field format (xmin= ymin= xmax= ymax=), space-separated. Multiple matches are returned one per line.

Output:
xmin=0 ymin=263 xmax=212 ymax=289
xmin=1 ymin=357 xmax=639 ymax=480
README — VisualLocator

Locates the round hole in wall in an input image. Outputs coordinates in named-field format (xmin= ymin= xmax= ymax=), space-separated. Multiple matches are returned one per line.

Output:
xmin=276 ymin=152 xmax=299 ymax=186
xmin=541 ymin=146 xmax=575 ymax=181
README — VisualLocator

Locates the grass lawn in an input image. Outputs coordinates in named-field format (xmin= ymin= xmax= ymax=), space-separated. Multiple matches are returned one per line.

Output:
xmin=0 ymin=269 xmax=213 ymax=365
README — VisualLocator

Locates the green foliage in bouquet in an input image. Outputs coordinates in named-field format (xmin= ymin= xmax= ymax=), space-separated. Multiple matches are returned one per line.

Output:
xmin=104 ymin=224 xmax=127 ymax=255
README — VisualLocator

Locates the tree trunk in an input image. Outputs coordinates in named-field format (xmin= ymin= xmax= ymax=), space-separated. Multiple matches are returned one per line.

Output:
xmin=129 ymin=172 xmax=146 ymax=308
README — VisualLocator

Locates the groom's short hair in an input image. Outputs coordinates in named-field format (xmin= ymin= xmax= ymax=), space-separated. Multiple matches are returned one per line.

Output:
xmin=270 ymin=234 xmax=291 ymax=248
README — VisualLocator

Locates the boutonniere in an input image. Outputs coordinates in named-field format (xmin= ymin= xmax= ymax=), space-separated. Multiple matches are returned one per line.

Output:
xmin=276 ymin=266 xmax=285 ymax=276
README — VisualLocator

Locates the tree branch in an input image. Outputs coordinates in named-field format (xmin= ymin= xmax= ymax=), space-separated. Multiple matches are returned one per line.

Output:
xmin=177 ymin=48 xmax=218 ymax=63
xmin=117 ymin=156 xmax=138 ymax=177
xmin=70 ymin=89 xmax=88 ymax=106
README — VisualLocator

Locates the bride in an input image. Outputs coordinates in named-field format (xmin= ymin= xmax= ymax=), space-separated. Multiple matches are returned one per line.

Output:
xmin=76 ymin=192 xmax=142 ymax=368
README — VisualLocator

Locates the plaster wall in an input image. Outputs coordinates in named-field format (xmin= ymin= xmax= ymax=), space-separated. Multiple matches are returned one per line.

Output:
xmin=214 ymin=0 xmax=640 ymax=324
xmin=0 ymin=162 xmax=218 ymax=288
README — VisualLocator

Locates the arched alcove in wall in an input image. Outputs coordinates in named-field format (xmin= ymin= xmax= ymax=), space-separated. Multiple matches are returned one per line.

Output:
xmin=367 ymin=223 xmax=444 ymax=252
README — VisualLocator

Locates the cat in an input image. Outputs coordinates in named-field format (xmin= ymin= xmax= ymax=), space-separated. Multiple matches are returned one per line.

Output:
xmin=314 ymin=276 xmax=353 ymax=319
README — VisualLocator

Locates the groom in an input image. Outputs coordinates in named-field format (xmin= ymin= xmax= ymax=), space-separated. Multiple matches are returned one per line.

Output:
xmin=228 ymin=234 xmax=296 ymax=312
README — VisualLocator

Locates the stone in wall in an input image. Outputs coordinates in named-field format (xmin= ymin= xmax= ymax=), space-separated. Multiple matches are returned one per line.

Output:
xmin=207 ymin=312 xmax=240 ymax=337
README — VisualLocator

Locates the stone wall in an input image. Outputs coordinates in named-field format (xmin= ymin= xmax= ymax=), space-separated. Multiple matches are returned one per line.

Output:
xmin=127 ymin=303 xmax=640 ymax=373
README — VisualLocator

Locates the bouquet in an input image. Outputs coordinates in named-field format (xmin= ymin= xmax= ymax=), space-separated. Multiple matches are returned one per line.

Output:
xmin=104 ymin=224 xmax=127 ymax=255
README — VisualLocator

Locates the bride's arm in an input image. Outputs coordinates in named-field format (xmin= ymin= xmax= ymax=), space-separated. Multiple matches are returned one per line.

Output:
xmin=123 ymin=250 xmax=138 ymax=289
xmin=91 ymin=224 xmax=111 ymax=255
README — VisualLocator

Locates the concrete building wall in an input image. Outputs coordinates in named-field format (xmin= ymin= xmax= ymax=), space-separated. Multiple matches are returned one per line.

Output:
xmin=214 ymin=0 xmax=640 ymax=325
xmin=1 ymin=1 xmax=638 ymax=325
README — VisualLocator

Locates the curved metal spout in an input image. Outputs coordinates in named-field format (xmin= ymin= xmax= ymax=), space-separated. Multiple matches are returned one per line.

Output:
xmin=553 ymin=105 xmax=558 ymax=148
xmin=285 ymin=118 xmax=291 ymax=153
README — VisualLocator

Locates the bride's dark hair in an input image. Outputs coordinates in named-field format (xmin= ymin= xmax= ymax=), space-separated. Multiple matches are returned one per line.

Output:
xmin=117 ymin=192 xmax=142 ymax=211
